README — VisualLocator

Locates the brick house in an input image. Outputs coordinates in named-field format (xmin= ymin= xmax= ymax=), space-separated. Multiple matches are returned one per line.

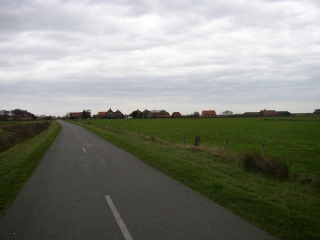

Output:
xmin=153 ymin=110 xmax=170 ymax=118
xmin=202 ymin=110 xmax=216 ymax=118
xmin=259 ymin=109 xmax=278 ymax=116
xmin=98 ymin=109 xmax=124 ymax=119
xmin=70 ymin=111 xmax=91 ymax=119
xmin=171 ymin=112 xmax=182 ymax=118
xmin=114 ymin=109 xmax=124 ymax=118
xmin=97 ymin=112 xmax=107 ymax=118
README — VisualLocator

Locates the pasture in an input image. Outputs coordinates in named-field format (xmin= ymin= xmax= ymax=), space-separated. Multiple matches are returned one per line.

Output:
xmin=83 ymin=116 xmax=320 ymax=179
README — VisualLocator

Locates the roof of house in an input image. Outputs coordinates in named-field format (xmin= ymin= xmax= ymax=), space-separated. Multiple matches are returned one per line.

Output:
xmin=70 ymin=112 xmax=91 ymax=117
xmin=97 ymin=112 xmax=107 ymax=117
xmin=171 ymin=112 xmax=182 ymax=117
xmin=70 ymin=112 xmax=83 ymax=117
xmin=202 ymin=110 xmax=216 ymax=115
xmin=260 ymin=109 xmax=277 ymax=115
xmin=153 ymin=111 xmax=170 ymax=117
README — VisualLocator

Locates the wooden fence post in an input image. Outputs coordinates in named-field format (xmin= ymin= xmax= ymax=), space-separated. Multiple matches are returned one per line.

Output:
xmin=194 ymin=134 xmax=200 ymax=147
xmin=222 ymin=140 xmax=228 ymax=153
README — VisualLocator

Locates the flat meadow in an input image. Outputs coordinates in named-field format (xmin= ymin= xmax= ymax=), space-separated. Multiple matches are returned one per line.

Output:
xmin=84 ymin=116 xmax=320 ymax=179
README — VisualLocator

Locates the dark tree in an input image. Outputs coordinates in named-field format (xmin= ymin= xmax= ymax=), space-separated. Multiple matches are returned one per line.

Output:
xmin=82 ymin=110 xmax=87 ymax=119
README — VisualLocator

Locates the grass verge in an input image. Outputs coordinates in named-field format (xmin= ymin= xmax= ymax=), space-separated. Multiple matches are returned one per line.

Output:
xmin=0 ymin=121 xmax=61 ymax=218
xmin=77 ymin=122 xmax=320 ymax=240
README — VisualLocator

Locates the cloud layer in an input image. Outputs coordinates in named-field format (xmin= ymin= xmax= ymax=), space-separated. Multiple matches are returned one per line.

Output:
xmin=1 ymin=0 xmax=319 ymax=116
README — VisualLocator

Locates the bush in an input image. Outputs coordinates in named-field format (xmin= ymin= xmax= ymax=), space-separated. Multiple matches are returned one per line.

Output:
xmin=242 ymin=152 xmax=290 ymax=179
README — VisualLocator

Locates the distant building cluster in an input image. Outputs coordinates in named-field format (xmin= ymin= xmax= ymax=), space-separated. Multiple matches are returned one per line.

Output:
xmin=69 ymin=109 xmax=218 ymax=119
xmin=0 ymin=108 xmax=319 ymax=121
xmin=68 ymin=108 xmax=320 ymax=119
xmin=243 ymin=109 xmax=292 ymax=117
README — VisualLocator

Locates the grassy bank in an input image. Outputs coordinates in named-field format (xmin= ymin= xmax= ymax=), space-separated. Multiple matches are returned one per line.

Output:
xmin=0 ymin=121 xmax=52 ymax=153
xmin=0 ymin=121 xmax=61 ymax=218
xmin=76 ymin=120 xmax=320 ymax=240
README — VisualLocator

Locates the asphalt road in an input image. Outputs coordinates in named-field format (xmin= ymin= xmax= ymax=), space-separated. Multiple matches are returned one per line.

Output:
xmin=0 ymin=120 xmax=277 ymax=240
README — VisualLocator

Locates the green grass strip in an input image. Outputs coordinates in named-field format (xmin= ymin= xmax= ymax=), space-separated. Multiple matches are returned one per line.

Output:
xmin=0 ymin=121 xmax=61 ymax=218
xmin=78 ymin=122 xmax=320 ymax=240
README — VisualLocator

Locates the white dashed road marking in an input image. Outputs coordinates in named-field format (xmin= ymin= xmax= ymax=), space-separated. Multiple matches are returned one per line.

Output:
xmin=82 ymin=147 xmax=87 ymax=153
xmin=105 ymin=195 xmax=133 ymax=240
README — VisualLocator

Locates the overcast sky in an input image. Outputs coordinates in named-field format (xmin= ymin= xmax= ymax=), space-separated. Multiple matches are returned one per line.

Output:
xmin=1 ymin=0 xmax=319 ymax=116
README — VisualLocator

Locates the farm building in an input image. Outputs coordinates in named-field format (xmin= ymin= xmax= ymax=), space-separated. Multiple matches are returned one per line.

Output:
xmin=98 ymin=108 xmax=124 ymax=119
xmin=70 ymin=111 xmax=91 ymax=119
xmin=97 ymin=112 xmax=107 ymax=118
xmin=259 ymin=109 xmax=278 ymax=116
xmin=153 ymin=110 xmax=170 ymax=118
xmin=171 ymin=112 xmax=182 ymax=118
xmin=202 ymin=110 xmax=216 ymax=118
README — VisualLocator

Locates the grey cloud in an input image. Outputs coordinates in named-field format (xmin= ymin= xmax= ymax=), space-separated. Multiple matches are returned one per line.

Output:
xmin=0 ymin=0 xmax=319 ymax=116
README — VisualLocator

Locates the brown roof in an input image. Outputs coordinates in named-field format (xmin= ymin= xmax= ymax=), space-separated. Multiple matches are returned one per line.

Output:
xmin=202 ymin=110 xmax=216 ymax=115
xmin=70 ymin=112 xmax=91 ymax=118
xmin=260 ymin=109 xmax=277 ymax=116
xmin=70 ymin=112 xmax=83 ymax=117
xmin=153 ymin=111 xmax=170 ymax=118
xmin=171 ymin=112 xmax=182 ymax=117
xmin=97 ymin=112 xmax=107 ymax=117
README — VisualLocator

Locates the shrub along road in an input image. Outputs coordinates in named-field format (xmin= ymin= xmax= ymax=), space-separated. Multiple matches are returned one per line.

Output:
xmin=0 ymin=120 xmax=276 ymax=239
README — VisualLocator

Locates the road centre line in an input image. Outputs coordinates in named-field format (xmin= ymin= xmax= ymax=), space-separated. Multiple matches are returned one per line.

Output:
xmin=105 ymin=195 xmax=134 ymax=240
xmin=82 ymin=147 xmax=87 ymax=154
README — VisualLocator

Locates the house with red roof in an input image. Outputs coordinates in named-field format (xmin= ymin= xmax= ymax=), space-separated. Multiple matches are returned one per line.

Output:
xmin=97 ymin=108 xmax=124 ymax=119
xmin=97 ymin=112 xmax=107 ymax=118
xmin=259 ymin=109 xmax=278 ymax=116
xmin=171 ymin=112 xmax=182 ymax=118
xmin=70 ymin=111 xmax=91 ymax=119
xmin=153 ymin=110 xmax=170 ymax=118
xmin=202 ymin=110 xmax=216 ymax=118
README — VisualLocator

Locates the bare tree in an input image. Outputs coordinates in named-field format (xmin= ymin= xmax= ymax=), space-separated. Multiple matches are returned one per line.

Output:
xmin=221 ymin=110 xmax=233 ymax=116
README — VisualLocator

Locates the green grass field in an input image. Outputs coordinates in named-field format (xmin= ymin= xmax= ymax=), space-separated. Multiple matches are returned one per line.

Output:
xmin=82 ymin=116 xmax=320 ymax=179
xmin=74 ymin=116 xmax=320 ymax=240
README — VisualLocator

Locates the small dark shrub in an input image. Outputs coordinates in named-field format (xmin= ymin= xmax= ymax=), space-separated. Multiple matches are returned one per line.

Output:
xmin=148 ymin=136 xmax=156 ymax=141
xmin=242 ymin=152 xmax=290 ymax=179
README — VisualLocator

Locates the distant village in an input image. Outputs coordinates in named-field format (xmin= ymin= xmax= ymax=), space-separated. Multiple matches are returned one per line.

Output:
xmin=68 ymin=108 xmax=320 ymax=119
xmin=0 ymin=108 xmax=319 ymax=121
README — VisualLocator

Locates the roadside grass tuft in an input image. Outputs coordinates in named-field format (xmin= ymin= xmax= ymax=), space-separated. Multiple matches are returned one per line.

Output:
xmin=242 ymin=152 xmax=290 ymax=180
